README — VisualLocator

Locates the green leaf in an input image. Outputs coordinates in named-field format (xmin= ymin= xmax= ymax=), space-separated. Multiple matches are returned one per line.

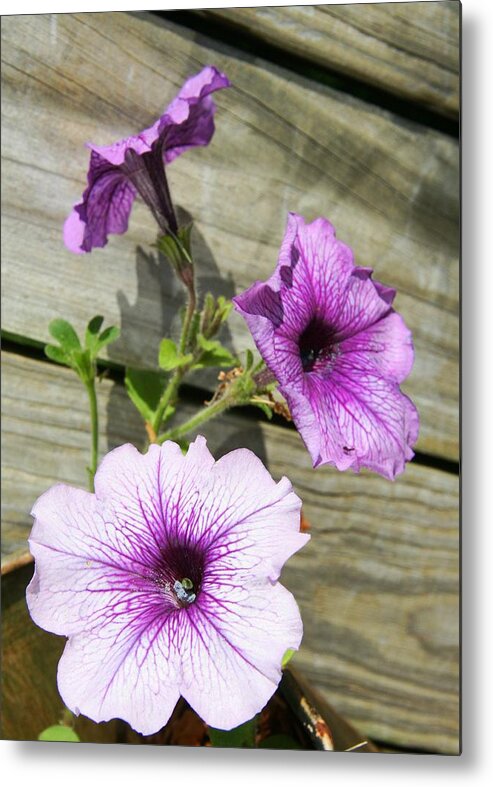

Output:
xmin=125 ymin=368 xmax=165 ymax=422
xmin=162 ymin=404 xmax=176 ymax=422
xmin=259 ymin=734 xmax=301 ymax=750
xmin=48 ymin=319 xmax=81 ymax=352
xmin=84 ymin=317 xmax=120 ymax=360
xmin=282 ymin=648 xmax=296 ymax=668
xmin=177 ymin=439 xmax=190 ymax=455
xmin=244 ymin=349 xmax=254 ymax=372
xmin=157 ymin=231 xmax=192 ymax=269
xmin=44 ymin=344 xmax=69 ymax=365
xmin=85 ymin=315 xmax=105 ymax=352
xmin=38 ymin=725 xmax=80 ymax=743
xmin=97 ymin=325 xmax=120 ymax=350
xmin=192 ymin=335 xmax=238 ymax=370
xmin=159 ymin=338 xmax=178 ymax=370
xmin=208 ymin=717 xmax=257 ymax=748
xmin=158 ymin=338 xmax=193 ymax=372
xmin=177 ymin=223 xmax=193 ymax=257
xmin=216 ymin=296 xmax=233 ymax=323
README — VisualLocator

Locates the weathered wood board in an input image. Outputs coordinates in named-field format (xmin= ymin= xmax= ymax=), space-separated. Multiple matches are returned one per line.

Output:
xmin=1 ymin=11 xmax=459 ymax=461
xmin=199 ymin=2 xmax=460 ymax=119
xmin=1 ymin=351 xmax=459 ymax=752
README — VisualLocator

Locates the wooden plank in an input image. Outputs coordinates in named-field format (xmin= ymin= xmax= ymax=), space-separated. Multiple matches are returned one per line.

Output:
xmin=1 ymin=11 xmax=459 ymax=462
xmin=199 ymin=2 xmax=460 ymax=119
xmin=1 ymin=351 xmax=459 ymax=752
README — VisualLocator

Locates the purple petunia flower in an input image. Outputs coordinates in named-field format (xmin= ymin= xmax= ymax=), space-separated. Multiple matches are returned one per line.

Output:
xmin=234 ymin=213 xmax=419 ymax=480
xmin=26 ymin=436 xmax=308 ymax=734
xmin=64 ymin=66 xmax=230 ymax=254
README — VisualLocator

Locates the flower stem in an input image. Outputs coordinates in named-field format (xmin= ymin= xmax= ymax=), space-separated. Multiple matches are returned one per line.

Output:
xmin=158 ymin=395 xmax=233 ymax=444
xmin=152 ymin=271 xmax=198 ymax=437
xmin=84 ymin=378 xmax=99 ymax=492
xmin=179 ymin=287 xmax=196 ymax=356
xmin=152 ymin=368 xmax=184 ymax=436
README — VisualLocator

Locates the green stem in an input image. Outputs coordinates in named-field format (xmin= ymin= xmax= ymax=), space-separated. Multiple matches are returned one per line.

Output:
xmin=85 ymin=378 xmax=98 ymax=492
xmin=179 ymin=287 xmax=196 ymax=356
xmin=152 ymin=280 xmax=197 ymax=437
xmin=152 ymin=367 xmax=184 ymax=434
xmin=158 ymin=395 xmax=234 ymax=444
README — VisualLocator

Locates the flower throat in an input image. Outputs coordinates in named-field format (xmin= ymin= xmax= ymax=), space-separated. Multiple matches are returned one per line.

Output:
xmin=299 ymin=317 xmax=338 ymax=374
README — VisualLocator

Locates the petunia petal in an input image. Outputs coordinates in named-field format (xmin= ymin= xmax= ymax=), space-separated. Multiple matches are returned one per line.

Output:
xmin=69 ymin=150 xmax=137 ymax=252
xmin=27 ymin=484 xmax=161 ymax=637
xmin=180 ymin=581 xmax=302 ymax=729
xmin=94 ymin=442 xmax=184 ymax=563
xmin=63 ymin=209 xmax=87 ymax=255
xmin=161 ymin=66 xmax=231 ymax=163
xmin=57 ymin=604 xmax=181 ymax=735
xmin=303 ymin=360 xmax=419 ymax=479
xmin=202 ymin=448 xmax=308 ymax=582
xmin=340 ymin=311 xmax=414 ymax=384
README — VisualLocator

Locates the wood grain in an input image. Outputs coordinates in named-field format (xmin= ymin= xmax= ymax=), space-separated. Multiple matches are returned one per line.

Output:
xmin=200 ymin=2 xmax=460 ymax=118
xmin=1 ymin=11 xmax=459 ymax=461
xmin=1 ymin=351 xmax=459 ymax=752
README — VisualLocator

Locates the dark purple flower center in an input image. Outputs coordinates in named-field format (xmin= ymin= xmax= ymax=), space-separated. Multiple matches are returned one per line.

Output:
xmin=154 ymin=539 xmax=205 ymax=608
xmin=299 ymin=317 xmax=339 ymax=374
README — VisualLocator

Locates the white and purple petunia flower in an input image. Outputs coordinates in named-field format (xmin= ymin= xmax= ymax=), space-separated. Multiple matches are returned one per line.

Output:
xmin=64 ymin=66 xmax=230 ymax=254
xmin=26 ymin=436 xmax=308 ymax=734
xmin=234 ymin=213 xmax=419 ymax=480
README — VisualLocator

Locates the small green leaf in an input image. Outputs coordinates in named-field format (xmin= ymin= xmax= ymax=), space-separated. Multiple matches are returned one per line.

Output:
xmin=97 ymin=325 xmax=120 ymax=350
xmin=162 ymin=404 xmax=176 ymax=422
xmin=208 ymin=717 xmax=257 ymax=748
xmin=159 ymin=338 xmax=178 ymax=370
xmin=216 ymin=296 xmax=233 ymax=322
xmin=48 ymin=319 xmax=81 ymax=352
xmin=125 ymin=368 xmax=165 ymax=422
xmin=192 ymin=335 xmax=237 ymax=370
xmin=85 ymin=317 xmax=119 ymax=359
xmin=158 ymin=338 xmax=193 ymax=372
xmin=157 ymin=232 xmax=192 ymax=269
xmin=177 ymin=439 xmax=190 ymax=455
xmin=244 ymin=349 xmax=254 ymax=372
xmin=282 ymin=648 xmax=296 ymax=668
xmin=85 ymin=315 xmax=104 ymax=352
xmin=44 ymin=344 xmax=69 ymax=365
xmin=259 ymin=734 xmax=301 ymax=750
xmin=38 ymin=725 xmax=80 ymax=743
xmin=177 ymin=223 xmax=194 ymax=256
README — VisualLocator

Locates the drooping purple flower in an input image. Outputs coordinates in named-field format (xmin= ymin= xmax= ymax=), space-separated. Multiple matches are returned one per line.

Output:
xmin=26 ymin=436 xmax=308 ymax=734
xmin=64 ymin=66 xmax=230 ymax=254
xmin=234 ymin=213 xmax=419 ymax=480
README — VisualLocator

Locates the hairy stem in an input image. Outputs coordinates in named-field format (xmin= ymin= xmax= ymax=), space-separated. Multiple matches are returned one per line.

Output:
xmin=158 ymin=395 xmax=234 ymax=444
xmin=152 ymin=368 xmax=185 ymax=436
xmin=179 ymin=285 xmax=197 ymax=356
